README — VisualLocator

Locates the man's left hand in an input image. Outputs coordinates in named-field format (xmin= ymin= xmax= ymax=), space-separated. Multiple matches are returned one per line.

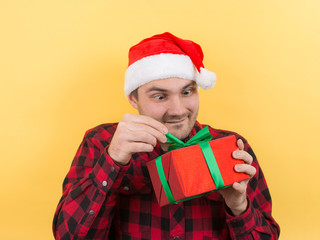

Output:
xmin=219 ymin=139 xmax=256 ymax=216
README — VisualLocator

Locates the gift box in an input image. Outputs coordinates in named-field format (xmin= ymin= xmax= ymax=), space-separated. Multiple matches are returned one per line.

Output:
xmin=146 ymin=127 xmax=250 ymax=207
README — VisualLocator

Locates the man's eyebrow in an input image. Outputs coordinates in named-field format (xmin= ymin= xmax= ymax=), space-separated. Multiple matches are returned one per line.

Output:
xmin=146 ymin=87 xmax=167 ymax=93
xmin=146 ymin=82 xmax=196 ymax=93
xmin=182 ymin=82 xmax=197 ymax=89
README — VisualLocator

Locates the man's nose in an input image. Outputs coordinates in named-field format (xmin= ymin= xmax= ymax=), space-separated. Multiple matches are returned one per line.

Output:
xmin=167 ymin=96 xmax=185 ymax=116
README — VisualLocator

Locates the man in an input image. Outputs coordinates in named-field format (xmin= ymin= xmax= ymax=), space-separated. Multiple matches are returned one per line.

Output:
xmin=53 ymin=32 xmax=280 ymax=239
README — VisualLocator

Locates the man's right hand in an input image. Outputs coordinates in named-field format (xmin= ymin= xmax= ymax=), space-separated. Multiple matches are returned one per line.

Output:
xmin=108 ymin=113 xmax=168 ymax=165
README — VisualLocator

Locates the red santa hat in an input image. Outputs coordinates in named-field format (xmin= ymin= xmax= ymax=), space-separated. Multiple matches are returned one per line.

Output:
xmin=124 ymin=32 xmax=216 ymax=97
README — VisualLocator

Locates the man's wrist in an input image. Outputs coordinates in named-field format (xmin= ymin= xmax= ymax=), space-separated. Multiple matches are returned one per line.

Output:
xmin=107 ymin=146 xmax=131 ymax=166
xmin=113 ymin=158 xmax=130 ymax=167
xmin=229 ymin=198 xmax=249 ymax=216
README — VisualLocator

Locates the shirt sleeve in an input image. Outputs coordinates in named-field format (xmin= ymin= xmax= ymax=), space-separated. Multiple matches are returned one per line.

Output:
xmin=52 ymin=129 xmax=130 ymax=240
xmin=225 ymin=140 xmax=280 ymax=239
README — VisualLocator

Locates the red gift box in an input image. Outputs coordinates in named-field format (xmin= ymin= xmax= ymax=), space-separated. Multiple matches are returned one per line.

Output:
xmin=147 ymin=135 xmax=249 ymax=207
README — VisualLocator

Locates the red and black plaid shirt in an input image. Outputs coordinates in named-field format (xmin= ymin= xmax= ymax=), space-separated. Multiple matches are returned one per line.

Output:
xmin=53 ymin=121 xmax=280 ymax=239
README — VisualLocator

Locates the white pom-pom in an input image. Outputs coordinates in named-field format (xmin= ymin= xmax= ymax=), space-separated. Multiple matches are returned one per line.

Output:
xmin=195 ymin=67 xmax=217 ymax=89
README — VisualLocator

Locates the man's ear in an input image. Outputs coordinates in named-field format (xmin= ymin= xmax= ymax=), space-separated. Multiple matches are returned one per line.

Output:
xmin=128 ymin=93 xmax=138 ymax=109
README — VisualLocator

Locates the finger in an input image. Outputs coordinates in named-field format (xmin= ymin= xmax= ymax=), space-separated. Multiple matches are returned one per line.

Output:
xmin=126 ymin=123 xmax=167 ymax=143
xmin=125 ymin=129 xmax=158 ymax=147
xmin=237 ymin=139 xmax=245 ymax=151
xmin=123 ymin=114 xmax=168 ymax=134
xmin=127 ymin=142 xmax=155 ymax=153
xmin=232 ymin=182 xmax=246 ymax=194
xmin=235 ymin=164 xmax=257 ymax=177
xmin=232 ymin=150 xmax=253 ymax=164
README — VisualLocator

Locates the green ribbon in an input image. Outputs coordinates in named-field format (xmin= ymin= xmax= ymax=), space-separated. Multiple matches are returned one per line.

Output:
xmin=166 ymin=126 xmax=213 ymax=151
xmin=155 ymin=126 xmax=225 ymax=204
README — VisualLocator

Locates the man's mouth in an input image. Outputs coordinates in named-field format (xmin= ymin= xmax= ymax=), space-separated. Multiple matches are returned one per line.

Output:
xmin=165 ymin=118 xmax=186 ymax=124
xmin=163 ymin=113 xmax=189 ymax=124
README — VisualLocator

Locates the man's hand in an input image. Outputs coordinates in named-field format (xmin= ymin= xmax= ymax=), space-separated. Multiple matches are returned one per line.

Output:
xmin=108 ymin=114 xmax=168 ymax=165
xmin=219 ymin=139 xmax=256 ymax=216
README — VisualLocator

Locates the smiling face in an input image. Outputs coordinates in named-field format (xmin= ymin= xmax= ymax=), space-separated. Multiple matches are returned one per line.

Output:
xmin=128 ymin=78 xmax=199 ymax=140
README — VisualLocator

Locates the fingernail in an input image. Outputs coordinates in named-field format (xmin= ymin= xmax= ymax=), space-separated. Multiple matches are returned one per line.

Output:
xmin=163 ymin=128 xmax=168 ymax=134
xmin=235 ymin=151 xmax=241 ymax=157
xmin=162 ymin=136 xmax=167 ymax=143
xmin=236 ymin=165 xmax=242 ymax=170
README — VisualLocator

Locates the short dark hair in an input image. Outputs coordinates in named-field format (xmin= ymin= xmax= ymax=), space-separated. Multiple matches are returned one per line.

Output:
xmin=131 ymin=88 xmax=139 ymax=100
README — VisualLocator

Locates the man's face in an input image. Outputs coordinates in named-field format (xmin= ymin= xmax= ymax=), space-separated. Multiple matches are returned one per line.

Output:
xmin=129 ymin=78 xmax=199 ymax=140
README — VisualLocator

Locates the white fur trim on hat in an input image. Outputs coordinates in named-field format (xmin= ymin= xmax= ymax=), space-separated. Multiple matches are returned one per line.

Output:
xmin=124 ymin=53 xmax=195 ymax=97
xmin=195 ymin=67 xmax=217 ymax=90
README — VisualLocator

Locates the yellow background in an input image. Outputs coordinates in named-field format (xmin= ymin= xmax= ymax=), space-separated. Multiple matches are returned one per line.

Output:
xmin=1 ymin=1 xmax=319 ymax=239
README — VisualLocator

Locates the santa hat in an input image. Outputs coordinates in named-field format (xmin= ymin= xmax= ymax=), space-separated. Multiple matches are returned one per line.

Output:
xmin=124 ymin=32 xmax=216 ymax=97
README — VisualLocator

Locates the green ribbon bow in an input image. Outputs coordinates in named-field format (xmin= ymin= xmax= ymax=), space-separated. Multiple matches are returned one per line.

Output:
xmin=166 ymin=125 xmax=214 ymax=151
xmin=155 ymin=126 xmax=225 ymax=204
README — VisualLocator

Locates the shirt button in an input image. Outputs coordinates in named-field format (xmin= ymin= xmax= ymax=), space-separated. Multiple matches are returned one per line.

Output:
xmin=110 ymin=167 xmax=115 ymax=172
xmin=89 ymin=210 xmax=95 ymax=216
xmin=123 ymin=186 xmax=129 ymax=191
xmin=102 ymin=181 xmax=107 ymax=187
xmin=174 ymin=237 xmax=180 ymax=240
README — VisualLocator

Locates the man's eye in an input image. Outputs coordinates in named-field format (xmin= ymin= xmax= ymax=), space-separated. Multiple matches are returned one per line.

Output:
xmin=154 ymin=94 xmax=165 ymax=100
xmin=183 ymin=89 xmax=193 ymax=95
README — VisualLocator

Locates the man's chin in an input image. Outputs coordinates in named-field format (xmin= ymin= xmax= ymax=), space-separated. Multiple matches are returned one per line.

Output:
xmin=166 ymin=124 xmax=191 ymax=140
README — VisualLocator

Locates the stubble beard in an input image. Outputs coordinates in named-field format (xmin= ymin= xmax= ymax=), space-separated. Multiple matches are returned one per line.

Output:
xmin=162 ymin=109 xmax=199 ymax=140
xmin=137 ymin=106 xmax=199 ymax=140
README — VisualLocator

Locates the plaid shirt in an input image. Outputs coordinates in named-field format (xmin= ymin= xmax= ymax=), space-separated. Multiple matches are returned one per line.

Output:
xmin=53 ymin=121 xmax=280 ymax=240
